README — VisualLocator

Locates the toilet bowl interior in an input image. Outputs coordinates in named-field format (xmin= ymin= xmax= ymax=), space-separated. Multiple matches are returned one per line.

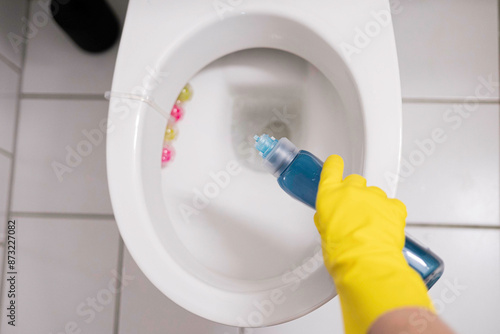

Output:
xmin=158 ymin=48 xmax=364 ymax=292
xmin=106 ymin=10 xmax=398 ymax=324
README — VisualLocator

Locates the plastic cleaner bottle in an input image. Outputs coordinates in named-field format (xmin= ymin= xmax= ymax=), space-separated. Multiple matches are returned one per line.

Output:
xmin=254 ymin=134 xmax=444 ymax=289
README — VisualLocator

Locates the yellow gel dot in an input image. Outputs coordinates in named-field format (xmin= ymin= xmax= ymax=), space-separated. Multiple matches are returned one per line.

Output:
xmin=177 ymin=84 xmax=193 ymax=102
xmin=164 ymin=126 xmax=177 ymax=141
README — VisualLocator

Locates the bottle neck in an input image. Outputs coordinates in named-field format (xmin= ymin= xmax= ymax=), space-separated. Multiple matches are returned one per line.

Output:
xmin=262 ymin=138 xmax=299 ymax=177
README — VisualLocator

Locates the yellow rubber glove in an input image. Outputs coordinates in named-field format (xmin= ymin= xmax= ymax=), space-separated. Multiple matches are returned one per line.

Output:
xmin=314 ymin=155 xmax=434 ymax=334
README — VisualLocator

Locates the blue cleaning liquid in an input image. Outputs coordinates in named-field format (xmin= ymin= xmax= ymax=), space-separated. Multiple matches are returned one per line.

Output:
xmin=254 ymin=134 xmax=444 ymax=289
xmin=277 ymin=151 xmax=323 ymax=208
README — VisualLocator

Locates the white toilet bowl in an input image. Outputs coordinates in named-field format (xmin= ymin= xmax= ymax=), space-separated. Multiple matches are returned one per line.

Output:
xmin=107 ymin=0 xmax=402 ymax=327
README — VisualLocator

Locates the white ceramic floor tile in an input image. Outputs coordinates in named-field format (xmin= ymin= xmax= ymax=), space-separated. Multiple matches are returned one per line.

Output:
xmin=0 ymin=0 xmax=28 ymax=68
xmin=0 ymin=217 xmax=120 ymax=334
xmin=12 ymin=99 xmax=113 ymax=214
xmin=21 ymin=0 xmax=128 ymax=94
xmin=407 ymin=226 xmax=500 ymax=334
xmin=0 ymin=155 xmax=11 ymax=238
xmin=0 ymin=60 xmax=19 ymax=153
xmin=392 ymin=0 xmax=499 ymax=98
xmin=247 ymin=298 xmax=343 ymax=334
xmin=118 ymin=248 xmax=238 ymax=334
xmin=397 ymin=103 xmax=499 ymax=225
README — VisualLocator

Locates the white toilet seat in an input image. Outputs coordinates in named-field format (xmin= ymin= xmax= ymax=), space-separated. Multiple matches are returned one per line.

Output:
xmin=107 ymin=0 xmax=402 ymax=327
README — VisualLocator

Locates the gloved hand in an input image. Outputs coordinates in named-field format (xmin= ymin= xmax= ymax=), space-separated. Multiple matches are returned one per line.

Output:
xmin=314 ymin=155 xmax=434 ymax=334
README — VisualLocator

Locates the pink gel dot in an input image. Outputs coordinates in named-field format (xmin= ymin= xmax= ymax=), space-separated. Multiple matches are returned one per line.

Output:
xmin=170 ymin=104 xmax=184 ymax=121
xmin=161 ymin=146 xmax=175 ymax=167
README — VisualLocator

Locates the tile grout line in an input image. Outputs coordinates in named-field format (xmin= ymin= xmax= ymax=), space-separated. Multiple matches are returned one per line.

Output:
xmin=112 ymin=237 xmax=125 ymax=334
xmin=0 ymin=53 xmax=21 ymax=74
xmin=402 ymin=97 xmax=500 ymax=104
xmin=9 ymin=211 xmax=115 ymax=220
xmin=8 ymin=212 xmax=497 ymax=229
xmin=20 ymin=93 xmax=107 ymax=101
xmin=0 ymin=0 xmax=32 ymax=328
xmin=0 ymin=148 xmax=13 ymax=159
xmin=16 ymin=94 xmax=500 ymax=104
xmin=407 ymin=222 xmax=500 ymax=230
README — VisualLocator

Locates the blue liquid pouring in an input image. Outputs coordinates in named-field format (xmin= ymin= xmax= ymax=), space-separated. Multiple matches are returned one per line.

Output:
xmin=254 ymin=134 xmax=444 ymax=289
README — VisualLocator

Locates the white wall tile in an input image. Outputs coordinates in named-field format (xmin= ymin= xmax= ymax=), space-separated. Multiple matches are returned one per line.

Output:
xmin=0 ymin=60 xmax=19 ymax=153
xmin=407 ymin=226 xmax=500 ymax=334
xmin=21 ymin=0 xmax=128 ymax=94
xmin=247 ymin=298 xmax=343 ymax=334
xmin=118 ymin=248 xmax=238 ymax=334
xmin=12 ymin=99 xmax=113 ymax=214
xmin=0 ymin=0 xmax=28 ymax=68
xmin=0 ymin=155 xmax=11 ymax=238
xmin=392 ymin=0 xmax=499 ymax=98
xmin=0 ymin=217 xmax=120 ymax=334
xmin=397 ymin=103 xmax=499 ymax=225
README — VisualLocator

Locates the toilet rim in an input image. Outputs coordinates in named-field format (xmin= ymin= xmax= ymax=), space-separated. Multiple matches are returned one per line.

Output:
xmin=107 ymin=9 xmax=402 ymax=327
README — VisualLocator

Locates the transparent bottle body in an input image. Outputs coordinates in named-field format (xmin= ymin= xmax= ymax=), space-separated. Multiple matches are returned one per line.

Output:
xmin=277 ymin=150 xmax=444 ymax=289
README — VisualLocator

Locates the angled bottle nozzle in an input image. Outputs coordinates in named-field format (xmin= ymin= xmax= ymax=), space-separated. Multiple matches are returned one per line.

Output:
xmin=253 ymin=134 xmax=278 ymax=158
